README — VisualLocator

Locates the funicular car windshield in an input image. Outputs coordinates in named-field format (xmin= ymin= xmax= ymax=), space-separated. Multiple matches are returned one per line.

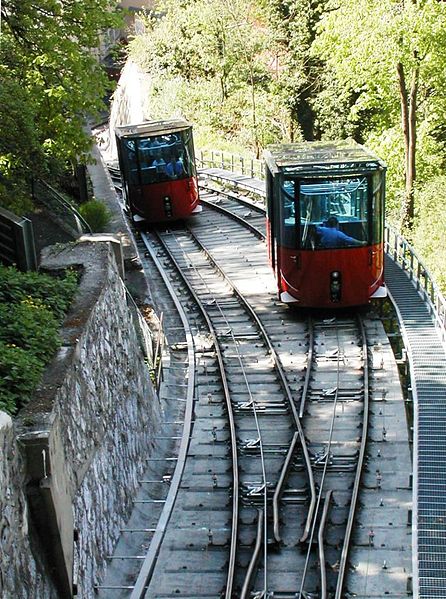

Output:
xmin=280 ymin=176 xmax=369 ymax=249
xmin=300 ymin=176 xmax=368 ymax=249
xmin=122 ymin=128 xmax=194 ymax=186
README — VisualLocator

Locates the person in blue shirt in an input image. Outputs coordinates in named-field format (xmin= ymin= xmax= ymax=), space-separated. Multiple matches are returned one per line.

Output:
xmin=152 ymin=149 xmax=166 ymax=174
xmin=316 ymin=216 xmax=366 ymax=248
xmin=166 ymin=153 xmax=184 ymax=178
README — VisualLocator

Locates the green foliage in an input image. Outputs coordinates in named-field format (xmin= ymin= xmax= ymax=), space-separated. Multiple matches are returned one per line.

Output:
xmin=0 ymin=71 xmax=43 ymax=214
xmin=0 ymin=265 xmax=78 ymax=321
xmin=311 ymin=0 xmax=446 ymax=204
xmin=79 ymin=199 xmax=111 ymax=232
xmin=0 ymin=0 xmax=124 ymax=213
xmin=0 ymin=266 xmax=78 ymax=415
xmin=262 ymin=0 xmax=327 ymax=140
xmin=411 ymin=176 xmax=446 ymax=293
xmin=129 ymin=0 xmax=273 ymax=155
xmin=0 ymin=342 xmax=44 ymax=416
xmin=0 ymin=300 xmax=61 ymax=362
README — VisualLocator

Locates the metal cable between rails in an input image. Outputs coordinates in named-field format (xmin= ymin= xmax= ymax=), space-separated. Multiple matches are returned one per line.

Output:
xmin=159 ymin=228 xmax=271 ymax=596
xmin=297 ymin=316 xmax=369 ymax=599
xmin=129 ymin=232 xmax=196 ymax=599
xmin=335 ymin=316 xmax=370 ymax=599
xmin=151 ymin=230 xmax=240 ymax=599
xmin=298 ymin=318 xmax=343 ymax=598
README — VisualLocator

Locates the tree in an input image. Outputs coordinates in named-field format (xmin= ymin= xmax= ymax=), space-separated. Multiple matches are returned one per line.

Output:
xmin=0 ymin=0 xmax=123 ymax=213
xmin=128 ymin=0 xmax=276 ymax=154
xmin=312 ymin=0 xmax=446 ymax=229
xmin=260 ymin=0 xmax=328 ymax=141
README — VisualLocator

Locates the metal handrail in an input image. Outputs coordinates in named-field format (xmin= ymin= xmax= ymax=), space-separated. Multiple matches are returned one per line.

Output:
xmin=124 ymin=285 xmax=155 ymax=371
xmin=385 ymin=225 xmax=446 ymax=343
xmin=197 ymin=149 xmax=264 ymax=180
xmin=33 ymin=179 xmax=92 ymax=237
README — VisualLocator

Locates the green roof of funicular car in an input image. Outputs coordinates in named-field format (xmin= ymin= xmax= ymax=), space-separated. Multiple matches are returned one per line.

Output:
xmin=264 ymin=139 xmax=386 ymax=177
xmin=115 ymin=119 xmax=192 ymax=139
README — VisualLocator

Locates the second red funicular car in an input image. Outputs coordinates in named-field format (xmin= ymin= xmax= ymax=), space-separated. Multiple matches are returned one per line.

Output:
xmin=115 ymin=119 xmax=201 ymax=223
xmin=264 ymin=140 xmax=387 ymax=308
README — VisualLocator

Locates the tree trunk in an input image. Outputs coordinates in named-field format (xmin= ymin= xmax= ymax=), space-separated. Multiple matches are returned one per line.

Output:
xmin=407 ymin=66 xmax=419 ymax=226
xmin=397 ymin=61 xmax=418 ymax=230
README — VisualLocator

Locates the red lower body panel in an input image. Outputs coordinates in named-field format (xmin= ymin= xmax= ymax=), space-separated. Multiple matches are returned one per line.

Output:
xmin=276 ymin=245 xmax=384 ymax=308
xmin=129 ymin=177 xmax=199 ymax=222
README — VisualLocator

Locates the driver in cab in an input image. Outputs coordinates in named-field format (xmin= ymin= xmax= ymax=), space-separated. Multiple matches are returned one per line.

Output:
xmin=316 ymin=216 xmax=366 ymax=248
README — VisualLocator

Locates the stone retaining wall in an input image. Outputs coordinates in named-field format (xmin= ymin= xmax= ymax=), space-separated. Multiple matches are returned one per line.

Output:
xmin=0 ymin=239 xmax=160 ymax=598
xmin=0 ymin=413 xmax=58 ymax=599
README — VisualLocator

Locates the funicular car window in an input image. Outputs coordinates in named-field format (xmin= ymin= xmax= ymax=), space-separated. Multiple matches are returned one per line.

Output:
xmin=371 ymin=171 xmax=384 ymax=245
xmin=280 ymin=179 xmax=297 ymax=248
xmin=299 ymin=176 xmax=369 ymax=249
xmin=126 ymin=133 xmax=190 ymax=185
xmin=121 ymin=139 xmax=139 ymax=184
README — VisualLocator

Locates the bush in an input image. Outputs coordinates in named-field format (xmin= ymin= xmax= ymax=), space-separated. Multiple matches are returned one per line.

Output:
xmin=0 ymin=266 xmax=78 ymax=415
xmin=0 ymin=300 xmax=61 ymax=362
xmin=79 ymin=199 xmax=111 ymax=232
xmin=412 ymin=176 xmax=446 ymax=293
xmin=0 ymin=342 xmax=44 ymax=415
xmin=0 ymin=265 xmax=78 ymax=320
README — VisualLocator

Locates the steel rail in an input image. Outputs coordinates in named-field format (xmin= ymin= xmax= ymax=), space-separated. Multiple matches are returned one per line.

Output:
xmin=299 ymin=317 xmax=314 ymax=419
xmin=318 ymin=489 xmax=333 ymax=599
xmin=160 ymin=228 xmax=270 ymax=595
xmin=129 ymin=232 xmax=196 ymax=599
xmin=186 ymin=225 xmax=317 ymax=562
xmin=152 ymin=230 xmax=240 ymax=599
xmin=334 ymin=315 xmax=369 ymax=599
xmin=240 ymin=509 xmax=264 ymax=599
xmin=199 ymin=180 xmax=266 ymax=213
xmin=199 ymin=196 xmax=265 ymax=239
xmin=272 ymin=431 xmax=299 ymax=543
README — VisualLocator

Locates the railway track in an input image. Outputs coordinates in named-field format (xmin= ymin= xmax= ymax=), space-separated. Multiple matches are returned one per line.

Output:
xmin=130 ymin=225 xmax=371 ymax=598
xmin=99 ymin=166 xmax=412 ymax=598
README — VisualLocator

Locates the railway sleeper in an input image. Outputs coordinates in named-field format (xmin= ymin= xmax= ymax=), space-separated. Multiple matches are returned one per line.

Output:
xmin=280 ymin=488 xmax=308 ymax=503
xmin=307 ymin=395 xmax=363 ymax=404
xmin=309 ymin=387 xmax=363 ymax=398
xmin=310 ymin=452 xmax=358 ymax=468
xmin=265 ymin=593 xmax=308 ymax=599
xmin=234 ymin=403 xmax=288 ymax=415
xmin=239 ymin=445 xmax=292 ymax=457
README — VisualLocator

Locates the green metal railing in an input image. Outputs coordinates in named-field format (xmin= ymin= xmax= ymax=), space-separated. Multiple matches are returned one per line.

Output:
xmin=197 ymin=149 xmax=264 ymax=180
xmin=0 ymin=207 xmax=37 ymax=271
xmin=385 ymin=225 xmax=446 ymax=341
xmin=33 ymin=179 xmax=92 ymax=238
